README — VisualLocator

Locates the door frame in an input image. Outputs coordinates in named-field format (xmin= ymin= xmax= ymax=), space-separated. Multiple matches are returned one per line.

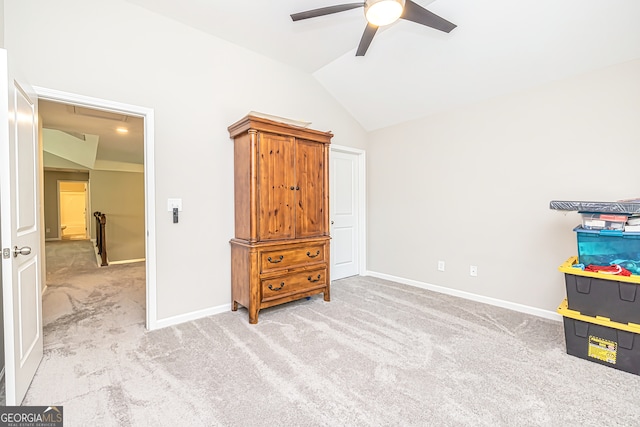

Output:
xmin=33 ymin=86 xmax=158 ymax=330
xmin=57 ymin=180 xmax=90 ymax=240
xmin=329 ymin=144 xmax=367 ymax=277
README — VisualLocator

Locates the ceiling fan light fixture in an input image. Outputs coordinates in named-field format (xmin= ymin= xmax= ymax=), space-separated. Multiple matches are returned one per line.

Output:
xmin=364 ymin=0 xmax=405 ymax=26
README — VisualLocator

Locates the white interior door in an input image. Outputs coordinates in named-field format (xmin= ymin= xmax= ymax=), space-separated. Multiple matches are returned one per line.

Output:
xmin=59 ymin=188 xmax=87 ymax=238
xmin=0 ymin=49 xmax=44 ymax=405
xmin=330 ymin=149 xmax=360 ymax=280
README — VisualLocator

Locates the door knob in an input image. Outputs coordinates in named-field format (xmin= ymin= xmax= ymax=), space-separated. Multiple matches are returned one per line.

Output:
xmin=13 ymin=246 xmax=31 ymax=257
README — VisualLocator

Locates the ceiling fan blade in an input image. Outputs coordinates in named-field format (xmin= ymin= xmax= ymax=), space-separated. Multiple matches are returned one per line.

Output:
xmin=356 ymin=23 xmax=378 ymax=56
xmin=401 ymin=0 xmax=456 ymax=33
xmin=291 ymin=3 xmax=365 ymax=21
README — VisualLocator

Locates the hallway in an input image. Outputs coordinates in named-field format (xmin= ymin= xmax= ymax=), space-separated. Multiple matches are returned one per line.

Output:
xmin=22 ymin=240 xmax=146 ymax=407
xmin=42 ymin=240 xmax=146 ymax=328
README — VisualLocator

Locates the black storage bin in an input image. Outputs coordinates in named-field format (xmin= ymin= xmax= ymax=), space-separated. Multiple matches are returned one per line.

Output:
xmin=558 ymin=299 xmax=640 ymax=376
xmin=559 ymin=257 xmax=640 ymax=325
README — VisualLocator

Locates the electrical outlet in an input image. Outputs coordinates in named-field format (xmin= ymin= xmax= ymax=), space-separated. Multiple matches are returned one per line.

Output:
xmin=470 ymin=265 xmax=478 ymax=277
xmin=438 ymin=260 xmax=445 ymax=272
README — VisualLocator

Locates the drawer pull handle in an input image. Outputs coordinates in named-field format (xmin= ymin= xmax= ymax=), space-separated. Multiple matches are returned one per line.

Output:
xmin=268 ymin=282 xmax=285 ymax=291
xmin=308 ymin=274 xmax=321 ymax=283
xmin=267 ymin=255 xmax=284 ymax=264
xmin=307 ymin=250 xmax=320 ymax=258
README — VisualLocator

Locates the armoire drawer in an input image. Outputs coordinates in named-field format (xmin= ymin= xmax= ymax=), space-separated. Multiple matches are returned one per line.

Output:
xmin=261 ymin=267 xmax=327 ymax=302
xmin=260 ymin=244 xmax=325 ymax=273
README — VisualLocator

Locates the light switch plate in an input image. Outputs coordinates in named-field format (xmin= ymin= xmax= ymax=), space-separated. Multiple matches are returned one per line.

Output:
xmin=167 ymin=198 xmax=182 ymax=212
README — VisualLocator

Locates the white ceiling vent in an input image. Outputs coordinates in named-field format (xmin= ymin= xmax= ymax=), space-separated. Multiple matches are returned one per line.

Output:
xmin=67 ymin=105 xmax=129 ymax=122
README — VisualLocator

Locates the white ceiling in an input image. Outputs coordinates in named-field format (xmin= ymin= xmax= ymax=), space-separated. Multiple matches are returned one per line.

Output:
xmin=38 ymin=0 xmax=640 ymax=160
xmin=122 ymin=0 xmax=640 ymax=131
xmin=39 ymin=100 xmax=144 ymax=167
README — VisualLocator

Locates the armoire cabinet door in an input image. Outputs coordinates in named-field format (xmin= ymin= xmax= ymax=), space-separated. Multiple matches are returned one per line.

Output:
xmin=258 ymin=132 xmax=295 ymax=240
xmin=295 ymin=139 xmax=326 ymax=238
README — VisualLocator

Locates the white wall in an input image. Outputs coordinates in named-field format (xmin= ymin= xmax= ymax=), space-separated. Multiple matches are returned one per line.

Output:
xmin=0 ymin=0 xmax=4 ymax=48
xmin=3 ymin=0 xmax=367 ymax=322
xmin=367 ymin=59 xmax=640 ymax=314
xmin=90 ymin=170 xmax=145 ymax=262
xmin=9 ymin=0 xmax=637 ymax=324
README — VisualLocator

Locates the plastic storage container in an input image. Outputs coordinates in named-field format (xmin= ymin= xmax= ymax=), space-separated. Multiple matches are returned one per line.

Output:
xmin=559 ymin=257 xmax=640 ymax=325
xmin=580 ymin=213 xmax=627 ymax=230
xmin=574 ymin=226 xmax=640 ymax=275
xmin=558 ymin=299 xmax=640 ymax=376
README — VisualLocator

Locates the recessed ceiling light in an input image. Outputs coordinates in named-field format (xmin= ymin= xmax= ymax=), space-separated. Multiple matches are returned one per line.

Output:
xmin=116 ymin=127 xmax=129 ymax=134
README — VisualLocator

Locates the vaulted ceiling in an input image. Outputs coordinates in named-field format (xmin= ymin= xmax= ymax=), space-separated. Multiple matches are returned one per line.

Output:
xmin=123 ymin=0 xmax=640 ymax=131
xmin=38 ymin=0 xmax=640 ymax=167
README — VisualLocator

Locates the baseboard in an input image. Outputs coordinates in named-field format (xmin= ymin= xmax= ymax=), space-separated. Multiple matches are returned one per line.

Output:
xmin=93 ymin=245 xmax=103 ymax=267
xmin=109 ymin=258 xmax=145 ymax=265
xmin=89 ymin=239 xmax=144 ymax=266
xmin=45 ymin=237 xmax=61 ymax=242
xmin=365 ymin=270 xmax=562 ymax=322
xmin=152 ymin=274 xmax=561 ymax=330
xmin=153 ymin=303 xmax=232 ymax=329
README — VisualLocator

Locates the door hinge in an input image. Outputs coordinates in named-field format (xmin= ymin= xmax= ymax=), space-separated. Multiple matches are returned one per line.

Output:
xmin=2 ymin=248 xmax=10 ymax=259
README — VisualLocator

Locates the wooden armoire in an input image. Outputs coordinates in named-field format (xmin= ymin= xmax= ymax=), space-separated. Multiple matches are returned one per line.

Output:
xmin=228 ymin=114 xmax=332 ymax=324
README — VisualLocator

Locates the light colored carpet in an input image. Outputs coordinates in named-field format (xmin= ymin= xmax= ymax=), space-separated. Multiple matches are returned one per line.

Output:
xmin=23 ymin=240 xmax=640 ymax=426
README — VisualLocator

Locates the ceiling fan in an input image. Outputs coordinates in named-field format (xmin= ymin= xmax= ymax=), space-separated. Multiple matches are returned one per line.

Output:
xmin=291 ymin=0 xmax=456 ymax=56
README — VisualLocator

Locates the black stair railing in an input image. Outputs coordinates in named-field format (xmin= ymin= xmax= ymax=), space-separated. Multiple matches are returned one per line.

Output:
xmin=93 ymin=211 xmax=108 ymax=266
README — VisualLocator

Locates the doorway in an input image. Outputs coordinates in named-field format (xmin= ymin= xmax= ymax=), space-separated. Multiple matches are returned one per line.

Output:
xmin=330 ymin=145 xmax=366 ymax=280
xmin=34 ymin=86 xmax=158 ymax=330
xmin=58 ymin=181 xmax=89 ymax=240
